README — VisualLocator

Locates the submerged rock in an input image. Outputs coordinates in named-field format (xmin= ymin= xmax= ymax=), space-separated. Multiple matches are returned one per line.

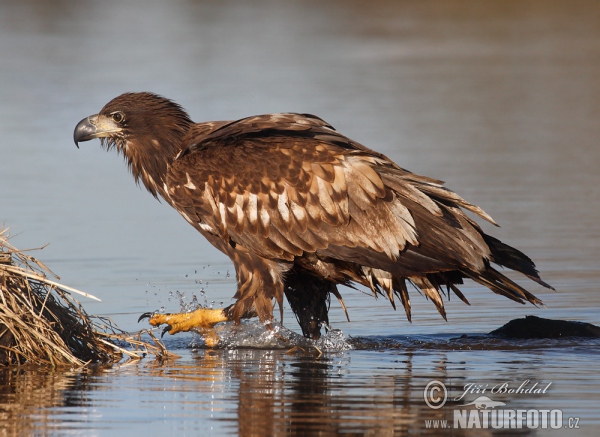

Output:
xmin=490 ymin=315 xmax=600 ymax=339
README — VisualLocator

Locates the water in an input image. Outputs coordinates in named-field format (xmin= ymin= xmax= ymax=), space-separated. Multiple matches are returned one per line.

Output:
xmin=1 ymin=0 xmax=599 ymax=435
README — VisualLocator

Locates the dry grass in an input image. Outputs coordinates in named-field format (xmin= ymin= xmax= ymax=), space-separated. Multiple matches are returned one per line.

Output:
xmin=0 ymin=228 xmax=176 ymax=367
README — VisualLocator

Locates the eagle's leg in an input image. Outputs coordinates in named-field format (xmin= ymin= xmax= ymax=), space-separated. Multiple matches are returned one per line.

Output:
xmin=283 ymin=269 xmax=333 ymax=340
xmin=140 ymin=307 xmax=228 ymax=337
xmin=139 ymin=305 xmax=257 ymax=346
xmin=140 ymin=250 xmax=284 ymax=345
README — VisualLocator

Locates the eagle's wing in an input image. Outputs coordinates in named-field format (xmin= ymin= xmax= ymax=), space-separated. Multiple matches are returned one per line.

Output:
xmin=168 ymin=113 xmax=493 ymax=265
xmin=166 ymin=113 xmax=543 ymax=320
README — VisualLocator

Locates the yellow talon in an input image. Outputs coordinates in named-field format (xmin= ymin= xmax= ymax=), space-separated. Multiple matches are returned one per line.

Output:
xmin=140 ymin=307 xmax=229 ymax=347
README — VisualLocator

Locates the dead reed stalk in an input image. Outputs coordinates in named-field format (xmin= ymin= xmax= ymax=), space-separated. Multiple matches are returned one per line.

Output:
xmin=0 ymin=227 xmax=175 ymax=367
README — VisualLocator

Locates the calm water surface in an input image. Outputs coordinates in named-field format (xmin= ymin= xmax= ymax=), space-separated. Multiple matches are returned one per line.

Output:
xmin=1 ymin=0 xmax=599 ymax=435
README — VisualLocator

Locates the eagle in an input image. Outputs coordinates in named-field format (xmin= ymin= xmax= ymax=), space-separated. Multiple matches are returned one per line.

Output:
xmin=74 ymin=92 xmax=552 ymax=344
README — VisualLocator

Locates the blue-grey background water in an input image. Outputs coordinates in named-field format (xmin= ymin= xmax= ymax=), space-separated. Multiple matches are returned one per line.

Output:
xmin=1 ymin=0 xmax=599 ymax=435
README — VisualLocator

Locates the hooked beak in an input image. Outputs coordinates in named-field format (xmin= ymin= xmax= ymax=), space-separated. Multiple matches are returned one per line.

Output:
xmin=73 ymin=114 xmax=121 ymax=148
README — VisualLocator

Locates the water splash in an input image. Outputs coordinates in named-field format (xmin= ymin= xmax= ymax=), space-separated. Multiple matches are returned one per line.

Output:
xmin=190 ymin=320 xmax=353 ymax=352
xmin=155 ymin=268 xmax=353 ymax=352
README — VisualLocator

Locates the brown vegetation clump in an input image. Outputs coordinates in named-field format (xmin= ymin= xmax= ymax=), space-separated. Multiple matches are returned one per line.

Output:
xmin=0 ymin=228 xmax=175 ymax=367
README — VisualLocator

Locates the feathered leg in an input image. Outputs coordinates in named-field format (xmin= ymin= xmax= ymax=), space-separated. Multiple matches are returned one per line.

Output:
xmin=140 ymin=250 xmax=284 ymax=346
xmin=284 ymin=269 xmax=334 ymax=340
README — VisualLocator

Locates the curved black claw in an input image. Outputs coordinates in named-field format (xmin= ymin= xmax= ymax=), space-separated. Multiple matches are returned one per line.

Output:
xmin=161 ymin=326 xmax=172 ymax=338
xmin=138 ymin=312 xmax=153 ymax=323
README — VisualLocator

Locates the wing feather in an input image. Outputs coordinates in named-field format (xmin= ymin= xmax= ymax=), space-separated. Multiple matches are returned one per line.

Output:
xmin=410 ymin=276 xmax=447 ymax=320
xmin=167 ymin=113 xmax=497 ymax=277
xmin=158 ymin=112 xmax=549 ymax=327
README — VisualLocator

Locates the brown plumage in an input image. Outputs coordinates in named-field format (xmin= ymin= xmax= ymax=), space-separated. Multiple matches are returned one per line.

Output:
xmin=74 ymin=92 xmax=553 ymax=339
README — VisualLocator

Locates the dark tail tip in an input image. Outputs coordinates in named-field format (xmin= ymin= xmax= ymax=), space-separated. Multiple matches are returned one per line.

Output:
xmin=483 ymin=235 xmax=553 ymax=290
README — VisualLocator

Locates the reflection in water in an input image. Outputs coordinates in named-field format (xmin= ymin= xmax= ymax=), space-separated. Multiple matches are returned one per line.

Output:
xmin=3 ymin=334 xmax=597 ymax=436
xmin=0 ymin=366 xmax=104 ymax=435
xmin=0 ymin=347 xmax=430 ymax=436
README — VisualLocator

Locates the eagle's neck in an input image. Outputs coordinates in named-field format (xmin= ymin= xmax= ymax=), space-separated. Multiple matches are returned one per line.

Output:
xmin=124 ymin=128 xmax=190 ymax=202
xmin=130 ymin=139 xmax=174 ymax=200
xmin=128 ymin=120 xmax=231 ymax=200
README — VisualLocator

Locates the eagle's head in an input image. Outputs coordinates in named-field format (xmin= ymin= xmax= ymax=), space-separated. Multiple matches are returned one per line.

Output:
xmin=74 ymin=92 xmax=193 ymax=197
xmin=74 ymin=92 xmax=192 ymax=153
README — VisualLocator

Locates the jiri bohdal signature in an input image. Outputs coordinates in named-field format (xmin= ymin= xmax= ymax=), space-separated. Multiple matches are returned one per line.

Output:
xmin=454 ymin=379 xmax=552 ymax=401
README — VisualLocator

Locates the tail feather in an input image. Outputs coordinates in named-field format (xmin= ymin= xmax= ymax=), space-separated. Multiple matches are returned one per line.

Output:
xmin=330 ymin=287 xmax=350 ymax=322
xmin=359 ymin=261 xmax=546 ymax=323
xmin=483 ymin=235 xmax=554 ymax=290
xmin=355 ymin=232 xmax=551 ymax=323
xmin=409 ymin=276 xmax=447 ymax=320
xmin=392 ymin=277 xmax=412 ymax=322
xmin=448 ymin=283 xmax=471 ymax=306
xmin=468 ymin=266 xmax=544 ymax=306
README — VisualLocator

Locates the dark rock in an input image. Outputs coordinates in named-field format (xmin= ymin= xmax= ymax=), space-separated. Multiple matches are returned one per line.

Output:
xmin=490 ymin=315 xmax=600 ymax=339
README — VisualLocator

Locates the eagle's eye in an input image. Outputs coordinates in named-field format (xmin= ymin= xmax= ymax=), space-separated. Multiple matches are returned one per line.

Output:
xmin=111 ymin=112 xmax=125 ymax=124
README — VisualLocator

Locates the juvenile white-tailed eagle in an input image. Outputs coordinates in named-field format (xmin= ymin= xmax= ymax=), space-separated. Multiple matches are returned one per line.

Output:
xmin=74 ymin=92 xmax=552 ymax=343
